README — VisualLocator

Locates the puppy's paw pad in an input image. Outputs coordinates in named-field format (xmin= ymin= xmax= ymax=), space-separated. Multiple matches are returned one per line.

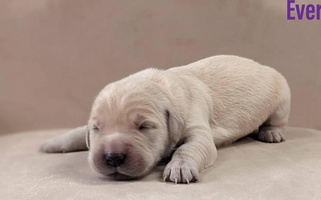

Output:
xmin=163 ymin=159 xmax=199 ymax=184
xmin=257 ymin=127 xmax=285 ymax=143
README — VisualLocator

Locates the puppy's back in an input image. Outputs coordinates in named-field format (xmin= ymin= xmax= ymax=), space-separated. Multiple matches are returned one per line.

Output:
xmin=169 ymin=55 xmax=290 ymax=142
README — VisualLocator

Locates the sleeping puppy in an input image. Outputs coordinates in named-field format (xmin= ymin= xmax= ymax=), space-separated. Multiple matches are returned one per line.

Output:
xmin=41 ymin=55 xmax=291 ymax=184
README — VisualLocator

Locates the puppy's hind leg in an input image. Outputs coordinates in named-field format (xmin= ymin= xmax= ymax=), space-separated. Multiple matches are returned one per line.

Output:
xmin=257 ymin=123 xmax=285 ymax=143
xmin=257 ymin=84 xmax=291 ymax=143
xmin=40 ymin=126 xmax=88 ymax=153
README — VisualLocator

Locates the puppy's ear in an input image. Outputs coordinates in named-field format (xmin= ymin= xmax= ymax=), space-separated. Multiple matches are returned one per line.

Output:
xmin=165 ymin=108 xmax=184 ymax=142
xmin=86 ymin=127 xmax=90 ymax=149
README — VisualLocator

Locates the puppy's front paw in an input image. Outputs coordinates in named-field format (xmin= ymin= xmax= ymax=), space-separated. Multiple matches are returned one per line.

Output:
xmin=40 ymin=134 xmax=81 ymax=153
xmin=40 ymin=137 xmax=69 ymax=153
xmin=163 ymin=159 xmax=199 ymax=184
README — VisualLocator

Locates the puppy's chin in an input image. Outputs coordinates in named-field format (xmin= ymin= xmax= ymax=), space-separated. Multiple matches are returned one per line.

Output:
xmin=93 ymin=164 xmax=154 ymax=180
xmin=107 ymin=172 xmax=139 ymax=180
xmin=94 ymin=167 xmax=151 ymax=181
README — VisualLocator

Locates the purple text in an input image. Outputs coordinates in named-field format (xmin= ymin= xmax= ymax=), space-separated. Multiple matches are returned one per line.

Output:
xmin=287 ymin=0 xmax=321 ymax=20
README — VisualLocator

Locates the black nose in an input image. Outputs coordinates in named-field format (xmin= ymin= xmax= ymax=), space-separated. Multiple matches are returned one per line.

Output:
xmin=105 ymin=153 xmax=125 ymax=167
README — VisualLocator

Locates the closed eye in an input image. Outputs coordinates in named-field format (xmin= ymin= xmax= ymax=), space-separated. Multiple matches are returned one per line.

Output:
xmin=92 ymin=125 xmax=99 ymax=132
xmin=138 ymin=124 xmax=149 ymax=131
xmin=137 ymin=121 xmax=156 ymax=131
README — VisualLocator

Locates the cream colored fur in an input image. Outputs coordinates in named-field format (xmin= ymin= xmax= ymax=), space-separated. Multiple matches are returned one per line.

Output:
xmin=41 ymin=55 xmax=291 ymax=184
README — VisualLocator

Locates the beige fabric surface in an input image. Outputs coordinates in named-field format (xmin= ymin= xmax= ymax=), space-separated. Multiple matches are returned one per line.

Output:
xmin=1 ymin=0 xmax=321 ymax=134
xmin=1 ymin=127 xmax=321 ymax=200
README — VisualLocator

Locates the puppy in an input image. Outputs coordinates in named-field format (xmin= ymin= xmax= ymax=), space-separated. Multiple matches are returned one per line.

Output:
xmin=41 ymin=55 xmax=291 ymax=184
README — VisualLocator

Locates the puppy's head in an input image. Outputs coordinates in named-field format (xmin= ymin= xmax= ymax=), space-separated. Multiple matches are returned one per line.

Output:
xmin=86 ymin=77 xmax=182 ymax=180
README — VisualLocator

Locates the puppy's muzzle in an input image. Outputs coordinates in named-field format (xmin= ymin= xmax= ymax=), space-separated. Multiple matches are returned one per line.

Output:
xmin=105 ymin=153 xmax=126 ymax=168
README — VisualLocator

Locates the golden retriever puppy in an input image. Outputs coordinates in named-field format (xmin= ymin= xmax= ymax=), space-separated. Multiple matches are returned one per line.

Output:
xmin=41 ymin=55 xmax=291 ymax=184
